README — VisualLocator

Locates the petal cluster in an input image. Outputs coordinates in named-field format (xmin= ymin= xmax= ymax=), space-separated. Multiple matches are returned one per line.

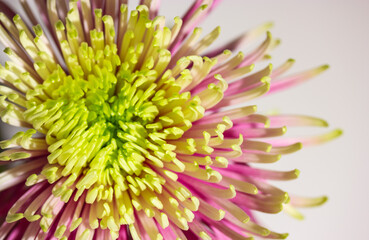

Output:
xmin=0 ymin=0 xmax=340 ymax=240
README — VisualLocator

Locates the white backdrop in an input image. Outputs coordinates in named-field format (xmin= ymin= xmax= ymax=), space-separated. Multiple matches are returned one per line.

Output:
xmin=157 ymin=0 xmax=367 ymax=239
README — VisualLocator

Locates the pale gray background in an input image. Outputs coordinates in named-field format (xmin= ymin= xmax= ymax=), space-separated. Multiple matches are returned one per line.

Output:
xmin=0 ymin=0 xmax=368 ymax=239
xmin=156 ymin=0 xmax=367 ymax=239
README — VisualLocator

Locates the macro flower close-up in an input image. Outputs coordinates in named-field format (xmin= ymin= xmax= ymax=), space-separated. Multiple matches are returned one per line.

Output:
xmin=0 ymin=0 xmax=350 ymax=239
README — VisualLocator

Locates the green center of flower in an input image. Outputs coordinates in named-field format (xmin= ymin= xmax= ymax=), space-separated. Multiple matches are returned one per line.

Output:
xmin=23 ymin=38 xmax=174 ymax=201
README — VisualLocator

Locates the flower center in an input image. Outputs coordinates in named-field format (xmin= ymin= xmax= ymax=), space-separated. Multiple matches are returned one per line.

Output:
xmin=23 ymin=40 xmax=170 ymax=201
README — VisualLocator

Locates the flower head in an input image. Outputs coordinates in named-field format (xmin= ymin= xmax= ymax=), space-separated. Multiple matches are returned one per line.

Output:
xmin=0 ymin=0 xmax=341 ymax=239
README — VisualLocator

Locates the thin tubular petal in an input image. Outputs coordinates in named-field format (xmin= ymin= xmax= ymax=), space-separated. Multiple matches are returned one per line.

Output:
xmin=268 ymin=65 xmax=329 ymax=94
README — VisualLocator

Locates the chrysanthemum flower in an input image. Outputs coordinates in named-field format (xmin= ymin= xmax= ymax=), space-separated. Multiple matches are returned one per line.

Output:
xmin=0 ymin=0 xmax=341 ymax=239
